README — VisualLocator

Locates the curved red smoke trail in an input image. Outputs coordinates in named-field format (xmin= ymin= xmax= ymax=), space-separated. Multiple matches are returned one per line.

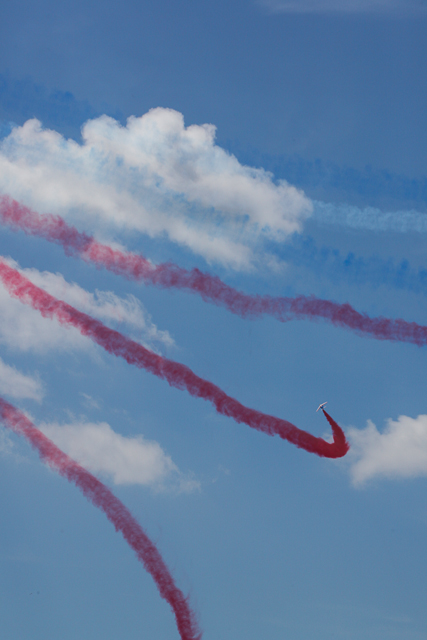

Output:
xmin=0 ymin=258 xmax=348 ymax=458
xmin=0 ymin=196 xmax=426 ymax=346
xmin=0 ymin=397 xmax=201 ymax=640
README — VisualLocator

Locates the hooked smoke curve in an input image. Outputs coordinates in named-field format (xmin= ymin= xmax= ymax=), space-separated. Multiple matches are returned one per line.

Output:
xmin=0 ymin=397 xmax=201 ymax=640
xmin=0 ymin=258 xmax=348 ymax=458
xmin=0 ymin=196 xmax=425 ymax=345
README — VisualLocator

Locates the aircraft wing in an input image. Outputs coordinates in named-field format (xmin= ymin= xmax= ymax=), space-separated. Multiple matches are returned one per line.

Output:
xmin=316 ymin=402 xmax=327 ymax=412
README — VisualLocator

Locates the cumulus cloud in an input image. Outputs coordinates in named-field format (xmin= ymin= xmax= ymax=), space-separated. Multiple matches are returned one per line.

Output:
xmin=0 ymin=109 xmax=312 ymax=269
xmin=348 ymin=414 xmax=427 ymax=485
xmin=0 ymin=257 xmax=173 ymax=353
xmin=39 ymin=420 xmax=200 ymax=492
xmin=0 ymin=356 xmax=44 ymax=401
xmin=259 ymin=0 xmax=426 ymax=13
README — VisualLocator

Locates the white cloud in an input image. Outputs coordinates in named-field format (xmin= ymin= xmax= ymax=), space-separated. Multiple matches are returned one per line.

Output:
xmin=0 ymin=257 xmax=173 ymax=353
xmin=259 ymin=0 xmax=426 ymax=14
xmin=39 ymin=420 xmax=200 ymax=492
xmin=0 ymin=356 xmax=44 ymax=401
xmin=348 ymin=414 xmax=427 ymax=485
xmin=0 ymin=110 xmax=312 ymax=269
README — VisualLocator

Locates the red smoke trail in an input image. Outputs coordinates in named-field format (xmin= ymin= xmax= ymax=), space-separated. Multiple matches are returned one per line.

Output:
xmin=0 ymin=196 xmax=426 ymax=346
xmin=0 ymin=397 xmax=201 ymax=640
xmin=0 ymin=258 xmax=348 ymax=458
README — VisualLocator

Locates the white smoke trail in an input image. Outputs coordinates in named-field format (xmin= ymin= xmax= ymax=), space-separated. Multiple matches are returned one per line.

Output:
xmin=312 ymin=200 xmax=427 ymax=233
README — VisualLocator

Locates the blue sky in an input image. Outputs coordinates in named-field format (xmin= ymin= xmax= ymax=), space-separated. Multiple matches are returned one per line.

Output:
xmin=0 ymin=1 xmax=426 ymax=639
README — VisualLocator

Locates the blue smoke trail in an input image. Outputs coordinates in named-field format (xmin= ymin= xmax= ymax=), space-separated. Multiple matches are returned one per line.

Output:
xmin=228 ymin=145 xmax=427 ymax=211
xmin=0 ymin=73 xmax=122 ymax=140
xmin=275 ymin=234 xmax=427 ymax=295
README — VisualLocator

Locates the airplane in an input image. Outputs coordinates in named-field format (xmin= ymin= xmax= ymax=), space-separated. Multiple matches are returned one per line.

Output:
xmin=316 ymin=402 xmax=327 ymax=412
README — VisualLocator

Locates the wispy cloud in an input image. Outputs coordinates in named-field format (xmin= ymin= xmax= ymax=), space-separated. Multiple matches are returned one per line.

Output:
xmin=39 ymin=420 xmax=200 ymax=492
xmin=0 ymin=426 xmax=14 ymax=455
xmin=19 ymin=263 xmax=174 ymax=349
xmin=0 ymin=272 xmax=89 ymax=354
xmin=348 ymin=414 xmax=427 ymax=485
xmin=259 ymin=0 xmax=427 ymax=14
xmin=0 ymin=257 xmax=172 ymax=354
xmin=0 ymin=110 xmax=311 ymax=269
xmin=0 ymin=356 xmax=44 ymax=402
xmin=79 ymin=393 xmax=101 ymax=410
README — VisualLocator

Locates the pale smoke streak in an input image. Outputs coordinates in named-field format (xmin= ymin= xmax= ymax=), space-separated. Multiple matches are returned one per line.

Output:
xmin=261 ymin=0 xmax=427 ymax=14
xmin=313 ymin=201 xmax=427 ymax=233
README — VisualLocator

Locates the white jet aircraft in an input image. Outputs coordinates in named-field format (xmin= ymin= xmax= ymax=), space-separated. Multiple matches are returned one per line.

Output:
xmin=316 ymin=402 xmax=327 ymax=412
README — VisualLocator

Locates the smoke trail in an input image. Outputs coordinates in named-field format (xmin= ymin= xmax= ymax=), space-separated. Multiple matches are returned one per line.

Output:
xmin=239 ymin=150 xmax=427 ymax=210
xmin=1 ymin=195 xmax=426 ymax=335
xmin=0 ymin=196 xmax=93 ymax=256
xmin=0 ymin=258 xmax=348 ymax=458
xmin=4 ymin=194 xmax=427 ymax=300
xmin=312 ymin=200 xmax=427 ymax=233
xmin=0 ymin=397 xmax=201 ymax=640
xmin=275 ymin=235 xmax=427 ymax=296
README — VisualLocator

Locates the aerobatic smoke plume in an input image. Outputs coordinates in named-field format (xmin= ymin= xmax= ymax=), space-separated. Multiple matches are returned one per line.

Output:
xmin=0 ymin=397 xmax=201 ymax=640
xmin=0 ymin=258 xmax=348 ymax=458
xmin=313 ymin=200 xmax=427 ymax=233
xmin=276 ymin=235 xmax=427 ymax=296
xmin=0 ymin=196 xmax=426 ymax=345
